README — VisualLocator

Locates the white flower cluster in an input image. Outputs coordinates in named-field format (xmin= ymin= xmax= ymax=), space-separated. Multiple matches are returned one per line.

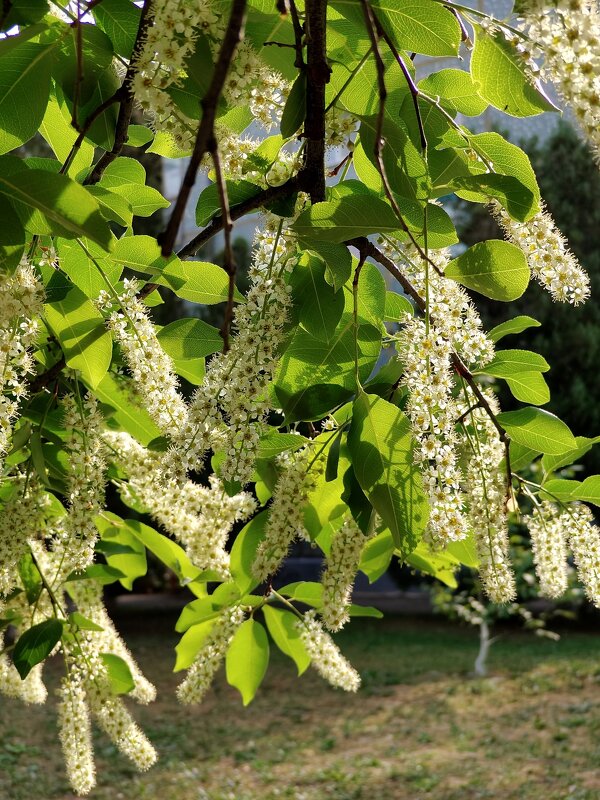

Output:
xmin=97 ymin=279 xmax=188 ymax=437
xmin=58 ymin=394 xmax=107 ymax=575
xmin=177 ymin=606 xmax=245 ymax=704
xmin=0 ymin=655 xmax=47 ymax=705
xmin=252 ymin=446 xmax=319 ymax=582
xmin=106 ymin=431 xmax=256 ymax=579
xmin=525 ymin=500 xmax=570 ymax=598
xmin=396 ymin=315 xmax=468 ymax=547
xmin=462 ymin=397 xmax=516 ymax=603
xmin=321 ymin=516 xmax=369 ymax=631
xmin=325 ymin=108 xmax=359 ymax=149
xmin=133 ymin=0 xmax=288 ymax=155
xmin=0 ymin=474 xmax=49 ymax=596
xmin=492 ymin=201 xmax=590 ymax=305
xmin=57 ymin=628 xmax=158 ymax=796
xmin=168 ymin=218 xmax=297 ymax=485
xmin=68 ymin=579 xmax=157 ymax=704
xmin=0 ymin=260 xmax=44 ymax=458
xmin=518 ymin=0 xmax=600 ymax=156
xmin=296 ymin=610 xmax=360 ymax=692
xmin=565 ymin=502 xmax=600 ymax=606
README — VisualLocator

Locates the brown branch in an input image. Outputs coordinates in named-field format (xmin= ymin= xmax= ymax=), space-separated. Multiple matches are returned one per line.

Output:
xmin=289 ymin=0 xmax=305 ymax=69
xmin=84 ymin=0 xmax=154 ymax=184
xmin=303 ymin=0 xmax=330 ymax=203
xmin=177 ymin=175 xmax=300 ymax=258
xmin=213 ymin=148 xmax=236 ymax=352
xmin=346 ymin=237 xmax=425 ymax=311
xmin=159 ymin=0 xmax=248 ymax=256
xmin=71 ymin=0 xmax=85 ymax=130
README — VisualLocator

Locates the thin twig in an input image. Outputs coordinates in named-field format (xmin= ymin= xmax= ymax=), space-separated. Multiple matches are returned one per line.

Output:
xmin=84 ymin=0 xmax=154 ymax=184
xmin=71 ymin=0 xmax=85 ymax=130
xmin=289 ymin=0 xmax=305 ymax=69
xmin=159 ymin=0 xmax=248 ymax=256
xmin=213 ymin=147 xmax=236 ymax=352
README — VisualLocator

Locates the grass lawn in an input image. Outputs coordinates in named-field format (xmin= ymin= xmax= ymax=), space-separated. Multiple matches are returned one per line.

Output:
xmin=2 ymin=614 xmax=600 ymax=800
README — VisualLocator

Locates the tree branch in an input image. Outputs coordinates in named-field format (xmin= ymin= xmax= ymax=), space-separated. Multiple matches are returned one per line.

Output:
xmin=303 ymin=0 xmax=330 ymax=202
xmin=159 ymin=0 xmax=248 ymax=256
xmin=213 ymin=147 xmax=236 ymax=352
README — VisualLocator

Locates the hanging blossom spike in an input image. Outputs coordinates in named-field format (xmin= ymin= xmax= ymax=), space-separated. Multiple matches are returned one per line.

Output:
xmin=461 ymin=394 xmax=516 ymax=604
xmin=0 ymin=474 xmax=50 ymax=596
xmin=0 ymin=655 xmax=47 ymax=705
xmin=321 ymin=516 xmax=373 ymax=632
xmin=566 ymin=503 xmax=600 ymax=606
xmin=492 ymin=201 xmax=590 ymax=305
xmin=57 ymin=672 xmax=96 ymax=796
xmin=517 ymin=0 xmax=600 ymax=159
xmin=296 ymin=610 xmax=361 ymax=692
xmin=252 ymin=445 xmax=322 ymax=582
xmin=97 ymin=279 xmax=188 ymax=437
xmin=68 ymin=580 xmax=157 ymax=704
xmin=57 ymin=393 xmax=107 ymax=577
xmin=0 ymin=259 xmax=44 ymax=460
xmin=177 ymin=606 xmax=245 ymax=705
xmin=105 ymin=431 xmax=256 ymax=579
xmin=166 ymin=217 xmax=299 ymax=485
xmin=524 ymin=501 xmax=570 ymax=598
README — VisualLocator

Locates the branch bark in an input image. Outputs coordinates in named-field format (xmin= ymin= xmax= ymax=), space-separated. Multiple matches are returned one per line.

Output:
xmin=303 ymin=0 xmax=330 ymax=202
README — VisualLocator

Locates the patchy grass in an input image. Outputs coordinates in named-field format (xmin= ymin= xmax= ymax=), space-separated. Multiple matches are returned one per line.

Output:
xmin=2 ymin=616 xmax=600 ymax=800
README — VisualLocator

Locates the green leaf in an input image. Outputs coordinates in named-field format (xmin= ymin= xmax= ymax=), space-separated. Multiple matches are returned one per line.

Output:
xmin=93 ymin=0 xmax=142 ymax=58
xmin=572 ymin=476 xmax=600 ymax=507
xmin=126 ymin=124 xmax=154 ymax=147
xmin=471 ymin=27 xmax=557 ymax=117
xmin=504 ymin=372 xmax=550 ymax=406
xmin=0 ymin=39 xmax=54 ymax=154
xmin=477 ymin=349 xmax=550 ymax=377
xmin=450 ymin=173 xmax=536 ymax=222
xmin=57 ymin=237 xmax=121 ymax=299
xmin=418 ymin=69 xmax=488 ymax=116
xmin=18 ymin=552 xmax=42 ymax=604
xmin=0 ymin=166 xmax=113 ymax=250
xmin=226 ymin=619 xmax=269 ymax=706
xmin=348 ymin=393 xmax=428 ymax=556
xmin=230 ymin=511 xmax=268 ymax=595
xmin=94 ymin=373 xmax=160 ymax=445
xmin=358 ymin=529 xmax=394 ymax=583
xmin=488 ymin=315 xmax=541 ymax=343
xmin=39 ymin=93 xmax=95 ymax=180
xmin=68 ymin=611 xmax=104 ymax=632
xmin=539 ymin=478 xmax=581 ymax=503
xmin=466 ymin=132 xmax=540 ymax=211
xmin=13 ymin=619 xmax=63 ymax=679
xmin=66 ymin=563 xmax=127 ymax=585
xmin=497 ymin=408 xmax=578 ymax=455
xmin=100 ymin=653 xmax=135 ymax=695
xmin=308 ymin=242 xmax=353 ymax=291
xmin=289 ymin=254 xmax=345 ymax=342
xmin=370 ymin=0 xmax=461 ymax=56
xmin=98 ymin=157 xmax=170 ymax=217
xmin=445 ymin=240 xmax=529 ymax=301
xmin=1 ymin=0 xmax=49 ymax=28
xmin=156 ymin=318 xmax=223 ymax=360
xmin=384 ymin=291 xmax=413 ymax=322
xmin=157 ymin=259 xmax=244 ymax=305
xmin=124 ymin=518 xmax=201 ymax=584
xmin=43 ymin=280 xmax=112 ymax=388
xmin=279 ymin=581 xmax=323 ymax=606
xmin=263 ymin=606 xmax=310 ymax=676
xmin=96 ymin=514 xmax=147 ymax=591
xmin=0 ymin=195 xmax=25 ymax=271
xmin=196 ymin=179 xmax=261 ymax=227
xmin=542 ymin=436 xmax=600 ymax=475
xmin=291 ymin=192 xmax=401 ymax=243
xmin=406 ymin=542 xmax=459 ymax=588
xmin=174 ymin=620 xmax=215 ymax=672
xmin=280 ymin=74 xmax=306 ymax=138
xmin=257 ymin=431 xmax=309 ymax=460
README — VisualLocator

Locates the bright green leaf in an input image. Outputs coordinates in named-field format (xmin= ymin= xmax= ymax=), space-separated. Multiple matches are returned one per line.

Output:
xmin=226 ymin=619 xmax=270 ymax=705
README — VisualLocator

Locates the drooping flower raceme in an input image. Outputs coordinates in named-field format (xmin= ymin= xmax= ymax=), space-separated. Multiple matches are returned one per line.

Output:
xmin=106 ymin=431 xmax=256 ymax=578
xmin=0 ymin=260 xmax=44 ymax=458
xmin=492 ymin=201 xmax=590 ymax=305
xmin=55 ymin=393 xmax=107 ymax=576
xmin=461 ymin=395 xmax=516 ymax=604
xmin=565 ymin=503 xmax=600 ymax=606
xmin=177 ymin=606 xmax=245 ymax=704
xmin=97 ymin=279 xmax=188 ymax=437
xmin=321 ymin=516 xmax=371 ymax=631
xmin=57 ymin=671 xmax=96 ymax=796
xmin=524 ymin=501 xmax=570 ymax=598
xmin=167 ymin=217 xmax=298 ymax=485
xmin=518 ymin=0 xmax=600 ymax=157
xmin=252 ymin=446 xmax=320 ymax=582
xmin=296 ymin=610 xmax=361 ymax=692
